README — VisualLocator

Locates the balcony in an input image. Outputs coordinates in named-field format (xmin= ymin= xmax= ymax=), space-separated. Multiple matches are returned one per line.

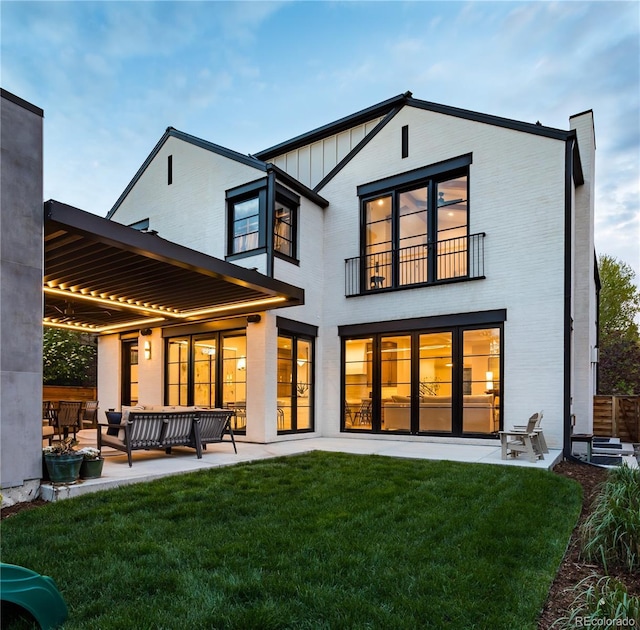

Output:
xmin=345 ymin=233 xmax=485 ymax=297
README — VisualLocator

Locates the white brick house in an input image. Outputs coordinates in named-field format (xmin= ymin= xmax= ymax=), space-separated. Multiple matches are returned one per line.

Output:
xmin=94 ymin=92 xmax=597 ymax=453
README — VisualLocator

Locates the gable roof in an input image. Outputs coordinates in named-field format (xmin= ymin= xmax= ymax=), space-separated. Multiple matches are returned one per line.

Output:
xmin=107 ymin=127 xmax=268 ymax=220
xmin=255 ymin=91 xmax=574 ymax=164
xmin=253 ymin=91 xmax=581 ymax=193
xmin=107 ymin=127 xmax=327 ymax=219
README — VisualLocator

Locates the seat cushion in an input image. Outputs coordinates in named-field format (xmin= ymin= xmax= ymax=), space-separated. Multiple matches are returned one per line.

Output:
xmin=118 ymin=406 xmax=145 ymax=440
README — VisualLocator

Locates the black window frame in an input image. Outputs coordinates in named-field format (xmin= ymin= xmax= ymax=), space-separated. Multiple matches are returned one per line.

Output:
xmin=277 ymin=317 xmax=316 ymax=434
xmin=273 ymin=185 xmax=299 ymax=263
xmin=358 ymin=153 xmax=472 ymax=292
xmin=340 ymin=310 xmax=504 ymax=438
xmin=164 ymin=328 xmax=247 ymax=433
xmin=226 ymin=178 xmax=299 ymax=265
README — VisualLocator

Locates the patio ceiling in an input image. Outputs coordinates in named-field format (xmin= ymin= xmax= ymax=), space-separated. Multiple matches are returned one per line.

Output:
xmin=44 ymin=200 xmax=304 ymax=334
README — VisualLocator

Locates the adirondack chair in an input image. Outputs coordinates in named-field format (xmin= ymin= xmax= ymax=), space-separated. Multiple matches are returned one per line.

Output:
xmin=512 ymin=410 xmax=548 ymax=454
xmin=499 ymin=412 xmax=544 ymax=462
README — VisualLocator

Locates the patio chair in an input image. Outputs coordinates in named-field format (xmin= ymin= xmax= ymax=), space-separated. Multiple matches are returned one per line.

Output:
xmin=53 ymin=401 xmax=83 ymax=439
xmin=499 ymin=412 xmax=544 ymax=462
xmin=81 ymin=401 xmax=99 ymax=429
xmin=512 ymin=410 xmax=548 ymax=453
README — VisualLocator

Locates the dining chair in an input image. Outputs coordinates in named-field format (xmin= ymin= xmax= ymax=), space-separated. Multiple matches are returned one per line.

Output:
xmin=81 ymin=401 xmax=99 ymax=429
xmin=55 ymin=401 xmax=83 ymax=439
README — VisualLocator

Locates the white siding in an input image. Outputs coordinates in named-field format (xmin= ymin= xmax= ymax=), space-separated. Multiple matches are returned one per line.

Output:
xmin=110 ymin=136 xmax=266 ymax=268
xmin=317 ymin=106 xmax=568 ymax=446
xmin=98 ymin=101 xmax=597 ymax=450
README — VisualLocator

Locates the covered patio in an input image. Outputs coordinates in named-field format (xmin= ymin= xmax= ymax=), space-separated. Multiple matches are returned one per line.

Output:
xmin=44 ymin=200 xmax=304 ymax=334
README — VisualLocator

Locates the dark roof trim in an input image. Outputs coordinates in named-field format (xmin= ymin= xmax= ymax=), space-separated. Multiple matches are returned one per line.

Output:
xmin=254 ymin=92 xmax=413 ymax=160
xmin=1 ymin=88 xmax=44 ymax=117
xmin=357 ymin=153 xmax=473 ymax=198
xmin=267 ymin=163 xmax=329 ymax=208
xmin=314 ymin=106 xmax=403 ymax=193
xmin=47 ymin=199 xmax=304 ymax=300
xmin=571 ymin=132 xmax=585 ymax=186
xmin=276 ymin=316 xmax=318 ymax=337
xmin=406 ymin=97 xmax=572 ymax=141
xmin=107 ymin=127 xmax=267 ymax=219
xmin=338 ymin=309 xmax=507 ymax=337
xmin=570 ymin=108 xmax=596 ymax=150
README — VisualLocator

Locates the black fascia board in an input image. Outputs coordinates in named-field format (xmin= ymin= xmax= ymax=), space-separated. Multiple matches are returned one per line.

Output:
xmin=1 ymin=88 xmax=44 ymax=117
xmin=357 ymin=153 xmax=473 ymax=197
xmin=406 ymin=97 xmax=572 ymax=141
xmin=254 ymin=92 xmax=412 ymax=160
xmin=267 ymin=163 xmax=329 ymax=208
xmin=45 ymin=199 xmax=304 ymax=302
xmin=314 ymin=106 xmax=403 ymax=193
xmin=338 ymin=309 xmax=507 ymax=337
xmin=571 ymin=132 xmax=585 ymax=186
xmin=107 ymin=127 xmax=268 ymax=220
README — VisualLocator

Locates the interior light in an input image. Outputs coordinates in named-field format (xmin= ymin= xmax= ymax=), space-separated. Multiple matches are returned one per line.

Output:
xmin=485 ymin=371 xmax=494 ymax=391
xmin=237 ymin=357 xmax=246 ymax=370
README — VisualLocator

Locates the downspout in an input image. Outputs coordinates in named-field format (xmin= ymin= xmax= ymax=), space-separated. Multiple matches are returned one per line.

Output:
xmin=563 ymin=134 xmax=575 ymax=460
xmin=265 ymin=167 xmax=276 ymax=277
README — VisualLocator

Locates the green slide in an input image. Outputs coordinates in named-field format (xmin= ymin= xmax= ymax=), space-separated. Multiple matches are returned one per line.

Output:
xmin=1 ymin=562 xmax=68 ymax=629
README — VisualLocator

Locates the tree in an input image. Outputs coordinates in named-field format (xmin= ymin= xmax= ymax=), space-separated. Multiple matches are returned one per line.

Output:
xmin=598 ymin=254 xmax=640 ymax=344
xmin=597 ymin=255 xmax=640 ymax=394
xmin=43 ymin=328 xmax=97 ymax=386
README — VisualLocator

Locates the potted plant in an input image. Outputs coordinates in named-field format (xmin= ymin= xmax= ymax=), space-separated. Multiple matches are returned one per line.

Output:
xmin=42 ymin=438 xmax=83 ymax=484
xmin=78 ymin=447 xmax=104 ymax=479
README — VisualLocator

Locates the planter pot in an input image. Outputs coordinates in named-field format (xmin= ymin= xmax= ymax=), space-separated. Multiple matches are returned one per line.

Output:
xmin=43 ymin=453 xmax=83 ymax=484
xmin=79 ymin=458 xmax=104 ymax=479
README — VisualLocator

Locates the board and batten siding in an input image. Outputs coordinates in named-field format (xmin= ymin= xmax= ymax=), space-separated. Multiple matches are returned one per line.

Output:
xmin=269 ymin=117 xmax=384 ymax=189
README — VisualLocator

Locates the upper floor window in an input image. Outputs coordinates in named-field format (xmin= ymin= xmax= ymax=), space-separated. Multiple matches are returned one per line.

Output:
xmin=231 ymin=196 xmax=261 ymax=254
xmin=227 ymin=179 xmax=298 ymax=262
xmin=274 ymin=198 xmax=296 ymax=260
xmin=364 ymin=172 xmax=468 ymax=290
xmin=345 ymin=154 xmax=483 ymax=295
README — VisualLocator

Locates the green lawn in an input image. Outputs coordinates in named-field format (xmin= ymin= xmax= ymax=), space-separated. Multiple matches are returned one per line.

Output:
xmin=1 ymin=452 xmax=581 ymax=629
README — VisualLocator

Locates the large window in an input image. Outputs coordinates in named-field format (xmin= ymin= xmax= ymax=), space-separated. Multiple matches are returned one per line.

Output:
xmin=277 ymin=333 xmax=314 ymax=433
xmin=342 ymin=321 xmax=502 ymax=437
xmin=363 ymin=171 xmax=468 ymax=291
xmin=166 ymin=330 xmax=247 ymax=432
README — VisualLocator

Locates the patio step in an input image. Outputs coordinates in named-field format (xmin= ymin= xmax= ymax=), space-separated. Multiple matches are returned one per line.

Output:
xmin=592 ymin=440 xmax=635 ymax=457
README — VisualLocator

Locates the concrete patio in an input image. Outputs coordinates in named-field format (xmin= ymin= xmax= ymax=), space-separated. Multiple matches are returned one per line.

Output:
xmin=40 ymin=429 xmax=564 ymax=502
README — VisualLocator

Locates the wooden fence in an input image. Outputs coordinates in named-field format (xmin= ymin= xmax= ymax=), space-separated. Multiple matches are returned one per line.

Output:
xmin=43 ymin=385 xmax=97 ymax=402
xmin=593 ymin=396 xmax=640 ymax=442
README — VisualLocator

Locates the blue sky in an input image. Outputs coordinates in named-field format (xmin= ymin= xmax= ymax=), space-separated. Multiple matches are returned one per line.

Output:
xmin=2 ymin=1 xmax=639 ymax=280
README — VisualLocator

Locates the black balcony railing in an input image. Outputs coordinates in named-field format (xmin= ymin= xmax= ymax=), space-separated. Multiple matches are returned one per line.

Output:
xmin=345 ymin=232 xmax=485 ymax=297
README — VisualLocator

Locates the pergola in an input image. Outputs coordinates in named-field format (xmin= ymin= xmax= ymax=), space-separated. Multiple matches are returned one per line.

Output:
xmin=44 ymin=200 xmax=304 ymax=334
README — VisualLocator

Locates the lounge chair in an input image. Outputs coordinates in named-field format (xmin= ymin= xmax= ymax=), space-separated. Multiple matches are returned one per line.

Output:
xmin=499 ymin=412 xmax=545 ymax=462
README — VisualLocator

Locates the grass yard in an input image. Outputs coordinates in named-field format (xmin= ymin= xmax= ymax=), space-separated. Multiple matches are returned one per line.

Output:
xmin=1 ymin=452 xmax=581 ymax=629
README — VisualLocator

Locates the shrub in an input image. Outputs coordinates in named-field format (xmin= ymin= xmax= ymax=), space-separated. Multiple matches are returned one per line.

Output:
xmin=580 ymin=464 xmax=640 ymax=573
xmin=552 ymin=574 xmax=640 ymax=628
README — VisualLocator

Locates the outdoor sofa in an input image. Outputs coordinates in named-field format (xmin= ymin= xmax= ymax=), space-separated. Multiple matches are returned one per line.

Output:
xmin=98 ymin=406 xmax=236 ymax=466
